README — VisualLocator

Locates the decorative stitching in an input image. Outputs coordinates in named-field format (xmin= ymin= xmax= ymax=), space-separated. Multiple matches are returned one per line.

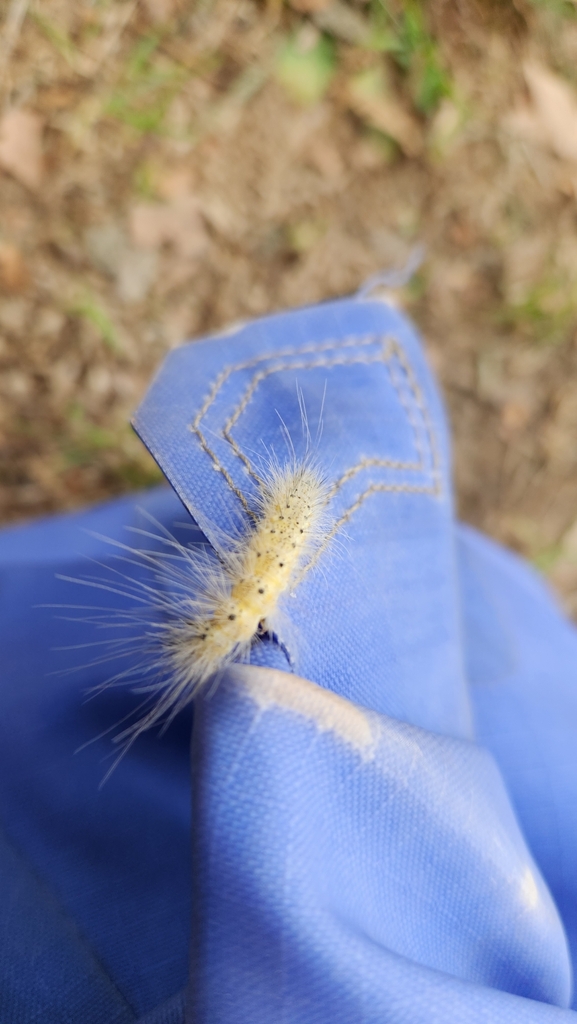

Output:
xmin=191 ymin=334 xmax=384 ymax=515
xmin=295 ymin=481 xmax=436 ymax=585
xmin=391 ymin=339 xmax=441 ymax=491
xmin=189 ymin=332 xmax=442 ymax=554
xmin=328 ymin=455 xmax=420 ymax=499
xmin=385 ymin=343 xmax=427 ymax=472
xmin=192 ymin=334 xmax=377 ymax=429
xmin=222 ymin=342 xmax=424 ymax=487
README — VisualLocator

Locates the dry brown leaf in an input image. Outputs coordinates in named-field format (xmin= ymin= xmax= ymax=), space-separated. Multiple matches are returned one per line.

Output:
xmin=349 ymin=137 xmax=386 ymax=171
xmin=287 ymin=105 xmax=330 ymax=153
xmin=85 ymin=223 xmax=127 ymax=277
xmin=561 ymin=518 xmax=577 ymax=560
xmin=0 ymin=109 xmax=44 ymax=190
xmin=313 ymin=0 xmax=369 ymax=40
xmin=0 ymin=297 xmax=28 ymax=334
xmin=130 ymin=197 xmax=208 ymax=259
xmin=524 ymin=62 xmax=577 ymax=163
xmin=141 ymin=0 xmax=175 ymax=22
xmin=157 ymin=168 xmax=195 ymax=201
xmin=0 ymin=242 xmax=28 ymax=292
xmin=117 ymin=250 xmax=158 ymax=304
xmin=502 ymin=234 xmax=549 ymax=305
xmin=504 ymin=62 xmax=577 ymax=164
xmin=503 ymin=103 xmax=539 ymax=143
xmin=500 ymin=399 xmax=532 ymax=437
xmin=288 ymin=0 xmax=332 ymax=14
xmin=346 ymin=76 xmax=422 ymax=158
xmin=307 ymin=139 xmax=345 ymax=180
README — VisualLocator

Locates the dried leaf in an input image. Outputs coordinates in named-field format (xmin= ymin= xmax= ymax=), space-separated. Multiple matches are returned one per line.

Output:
xmin=130 ymin=197 xmax=208 ymax=259
xmin=307 ymin=139 xmax=345 ymax=180
xmin=525 ymin=62 xmax=577 ymax=163
xmin=504 ymin=62 xmax=577 ymax=165
xmin=85 ymin=224 xmax=127 ymax=277
xmin=117 ymin=250 xmax=158 ymax=304
xmin=500 ymin=399 xmax=531 ymax=437
xmin=0 ymin=297 xmax=28 ymax=334
xmin=313 ymin=0 xmax=370 ymax=43
xmin=502 ymin=234 xmax=549 ymax=305
xmin=346 ymin=68 xmax=422 ymax=158
xmin=561 ymin=518 xmax=577 ymax=560
xmin=157 ymin=168 xmax=195 ymax=201
xmin=288 ymin=0 xmax=331 ymax=13
xmin=141 ymin=0 xmax=175 ymax=22
xmin=0 ymin=109 xmax=44 ymax=190
xmin=429 ymin=99 xmax=462 ymax=156
xmin=0 ymin=242 xmax=28 ymax=292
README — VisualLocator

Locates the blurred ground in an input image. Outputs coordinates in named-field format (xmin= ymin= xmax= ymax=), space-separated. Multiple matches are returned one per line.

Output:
xmin=1 ymin=0 xmax=577 ymax=613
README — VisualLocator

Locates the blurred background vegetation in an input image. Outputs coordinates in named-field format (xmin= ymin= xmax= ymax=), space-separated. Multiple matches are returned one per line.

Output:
xmin=2 ymin=0 xmax=577 ymax=612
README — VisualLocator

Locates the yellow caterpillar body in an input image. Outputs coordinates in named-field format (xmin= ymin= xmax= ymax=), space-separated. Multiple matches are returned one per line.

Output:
xmin=163 ymin=461 xmax=329 ymax=699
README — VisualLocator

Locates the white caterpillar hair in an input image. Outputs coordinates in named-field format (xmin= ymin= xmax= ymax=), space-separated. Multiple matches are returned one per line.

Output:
xmin=57 ymin=449 xmax=332 ymax=774
xmin=140 ymin=457 xmax=330 ymax=727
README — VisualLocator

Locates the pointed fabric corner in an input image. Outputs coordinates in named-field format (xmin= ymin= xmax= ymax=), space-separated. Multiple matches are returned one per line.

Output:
xmin=133 ymin=297 xmax=471 ymax=739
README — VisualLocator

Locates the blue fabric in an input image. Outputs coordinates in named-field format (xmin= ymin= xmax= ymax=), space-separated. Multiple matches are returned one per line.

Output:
xmin=134 ymin=300 xmax=471 ymax=740
xmin=0 ymin=293 xmax=577 ymax=1021
xmin=0 ymin=489 xmax=194 ymax=1019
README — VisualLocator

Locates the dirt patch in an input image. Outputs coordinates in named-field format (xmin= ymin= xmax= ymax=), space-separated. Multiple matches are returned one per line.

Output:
xmin=1 ymin=0 xmax=577 ymax=613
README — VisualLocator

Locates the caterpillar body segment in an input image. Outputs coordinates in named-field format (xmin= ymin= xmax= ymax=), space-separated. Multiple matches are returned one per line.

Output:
xmin=160 ymin=460 xmax=330 ymax=704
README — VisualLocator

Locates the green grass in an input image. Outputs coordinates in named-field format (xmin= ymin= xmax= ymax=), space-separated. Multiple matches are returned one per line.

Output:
xmin=285 ymin=218 xmax=327 ymax=254
xmin=275 ymin=31 xmax=336 ymax=106
xmin=112 ymin=455 xmax=165 ymax=490
xmin=502 ymin=280 xmax=577 ymax=346
xmin=63 ymin=404 xmax=116 ymax=467
xmin=106 ymin=32 xmax=187 ymax=134
xmin=62 ymin=408 xmax=164 ymax=488
xmin=133 ymin=161 xmax=159 ymax=199
xmin=529 ymin=0 xmax=577 ymax=18
xmin=32 ymin=11 xmax=79 ymax=68
xmin=69 ymin=294 xmax=119 ymax=352
xmin=533 ymin=543 xmax=564 ymax=574
xmin=366 ymin=0 xmax=451 ymax=114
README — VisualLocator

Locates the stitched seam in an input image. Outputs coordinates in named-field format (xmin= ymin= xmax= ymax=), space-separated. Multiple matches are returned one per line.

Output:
xmin=192 ymin=430 xmax=254 ymax=517
xmin=224 ymin=336 xmax=393 ymax=437
xmin=222 ymin=355 xmax=385 ymax=483
xmin=191 ymin=334 xmax=381 ymax=515
xmin=327 ymin=455 xmax=420 ymax=497
xmin=223 ymin=345 xmax=423 ymax=487
xmin=222 ymin=339 xmax=437 ymax=499
xmin=392 ymin=340 xmax=442 ymax=491
xmin=295 ymin=481 xmax=437 ymax=585
xmin=386 ymin=341 xmax=427 ymax=472
xmin=189 ymin=333 xmax=442 ymax=551
xmin=191 ymin=333 xmax=378 ymax=430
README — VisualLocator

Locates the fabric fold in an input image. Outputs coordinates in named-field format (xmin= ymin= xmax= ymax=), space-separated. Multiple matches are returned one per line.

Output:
xmin=189 ymin=665 xmax=572 ymax=1023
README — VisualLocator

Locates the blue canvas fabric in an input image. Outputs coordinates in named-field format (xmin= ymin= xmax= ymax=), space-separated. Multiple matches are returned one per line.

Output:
xmin=0 ymin=293 xmax=577 ymax=1021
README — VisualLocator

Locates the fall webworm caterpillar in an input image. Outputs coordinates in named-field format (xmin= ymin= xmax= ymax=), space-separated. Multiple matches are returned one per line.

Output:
xmin=139 ymin=455 xmax=331 ymax=727
xmin=57 ymin=437 xmax=333 ymax=773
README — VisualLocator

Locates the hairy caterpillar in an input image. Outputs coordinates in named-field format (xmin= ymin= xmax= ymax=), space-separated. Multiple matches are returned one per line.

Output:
xmin=162 ymin=459 xmax=329 ymax=697
xmin=60 ymin=453 xmax=332 ymax=769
